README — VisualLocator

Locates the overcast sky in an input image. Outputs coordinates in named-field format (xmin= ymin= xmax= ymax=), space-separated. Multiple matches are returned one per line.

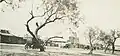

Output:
xmin=0 ymin=0 xmax=120 ymax=45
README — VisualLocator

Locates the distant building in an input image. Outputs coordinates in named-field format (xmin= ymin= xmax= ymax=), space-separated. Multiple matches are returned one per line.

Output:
xmin=0 ymin=29 xmax=26 ymax=44
xmin=115 ymin=45 xmax=120 ymax=51
xmin=47 ymin=36 xmax=67 ymax=47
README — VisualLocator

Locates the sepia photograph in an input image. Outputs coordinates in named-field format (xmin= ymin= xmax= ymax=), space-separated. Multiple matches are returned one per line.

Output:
xmin=0 ymin=0 xmax=120 ymax=56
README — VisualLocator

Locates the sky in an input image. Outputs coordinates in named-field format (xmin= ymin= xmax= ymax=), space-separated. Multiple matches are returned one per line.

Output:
xmin=0 ymin=0 xmax=120 ymax=45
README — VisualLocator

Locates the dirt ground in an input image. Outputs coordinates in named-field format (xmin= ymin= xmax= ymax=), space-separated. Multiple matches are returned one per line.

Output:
xmin=0 ymin=43 xmax=120 ymax=56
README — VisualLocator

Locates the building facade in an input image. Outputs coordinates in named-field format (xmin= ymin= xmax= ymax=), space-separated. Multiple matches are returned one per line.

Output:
xmin=0 ymin=29 xmax=26 ymax=44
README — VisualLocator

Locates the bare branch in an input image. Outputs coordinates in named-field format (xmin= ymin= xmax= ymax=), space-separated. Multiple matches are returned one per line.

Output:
xmin=91 ymin=38 xmax=96 ymax=43
xmin=29 ymin=10 xmax=34 ymax=17
xmin=45 ymin=9 xmax=58 ymax=23
xmin=41 ymin=6 xmax=53 ymax=17
xmin=26 ymin=10 xmax=42 ymax=45
xmin=36 ymin=22 xmax=39 ymax=27
xmin=45 ymin=12 xmax=56 ymax=22
xmin=26 ymin=10 xmax=36 ymax=38
xmin=25 ymin=24 xmax=35 ymax=38
xmin=27 ymin=7 xmax=58 ymax=38
xmin=27 ymin=17 xmax=34 ymax=24
xmin=0 ymin=0 xmax=4 ymax=2
xmin=35 ymin=16 xmax=64 ymax=36
xmin=44 ymin=5 xmax=61 ymax=23
xmin=35 ymin=23 xmax=46 ymax=36
xmin=29 ymin=6 xmax=53 ymax=18
xmin=4 ymin=0 xmax=12 ymax=4
xmin=47 ymin=16 xmax=65 ymax=23
xmin=0 ymin=0 xmax=12 ymax=4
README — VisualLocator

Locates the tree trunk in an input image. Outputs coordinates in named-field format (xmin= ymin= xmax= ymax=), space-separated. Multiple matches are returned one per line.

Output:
xmin=89 ymin=47 xmax=94 ymax=54
xmin=34 ymin=35 xmax=45 ymax=52
xmin=32 ymin=38 xmax=44 ymax=51
xmin=39 ymin=44 xmax=45 ymax=51
xmin=104 ymin=44 xmax=110 ymax=53
xmin=111 ymin=43 xmax=115 ymax=54
xmin=88 ymin=39 xmax=93 ymax=54
xmin=25 ymin=24 xmax=44 ymax=51
xmin=111 ymin=38 xmax=116 ymax=54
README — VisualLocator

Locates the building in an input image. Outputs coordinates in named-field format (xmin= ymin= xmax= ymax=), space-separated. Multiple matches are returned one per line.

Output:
xmin=0 ymin=29 xmax=26 ymax=44
xmin=115 ymin=45 xmax=120 ymax=51
xmin=47 ymin=36 xmax=67 ymax=48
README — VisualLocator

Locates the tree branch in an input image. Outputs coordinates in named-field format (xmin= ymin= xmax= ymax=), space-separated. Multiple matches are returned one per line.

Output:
xmin=35 ymin=23 xmax=46 ymax=36
xmin=0 ymin=0 xmax=12 ymax=4
xmin=4 ymin=0 xmax=12 ymax=4
xmin=25 ymin=10 xmax=35 ymax=37
xmin=91 ymin=38 xmax=96 ymax=43
xmin=44 ymin=36 xmax=63 ymax=46
xmin=41 ymin=6 xmax=53 ymax=17
xmin=25 ymin=24 xmax=35 ymax=38
xmin=27 ymin=10 xmax=35 ymax=24
xmin=46 ymin=16 xmax=64 ymax=23
xmin=0 ymin=0 xmax=4 ymax=3
xmin=35 ymin=16 xmax=64 ymax=36
xmin=45 ymin=9 xmax=58 ymax=23
xmin=33 ymin=6 xmax=53 ymax=18
xmin=34 ymin=7 xmax=60 ymax=36
xmin=26 ymin=10 xmax=41 ymax=44
xmin=36 ymin=22 xmax=39 ymax=27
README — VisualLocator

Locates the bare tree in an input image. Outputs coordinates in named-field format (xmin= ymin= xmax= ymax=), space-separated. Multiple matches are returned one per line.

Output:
xmin=85 ymin=27 xmax=100 ymax=54
xmin=100 ymin=35 xmax=112 ymax=53
xmin=98 ymin=30 xmax=111 ymax=53
xmin=0 ymin=0 xmax=82 ymax=52
xmin=99 ymin=29 xmax=120 ymax=54
xmin=110 ymin=29 xmax=120 ymax=54
xmin=25 ymin=0 xmax=82 ymax=52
